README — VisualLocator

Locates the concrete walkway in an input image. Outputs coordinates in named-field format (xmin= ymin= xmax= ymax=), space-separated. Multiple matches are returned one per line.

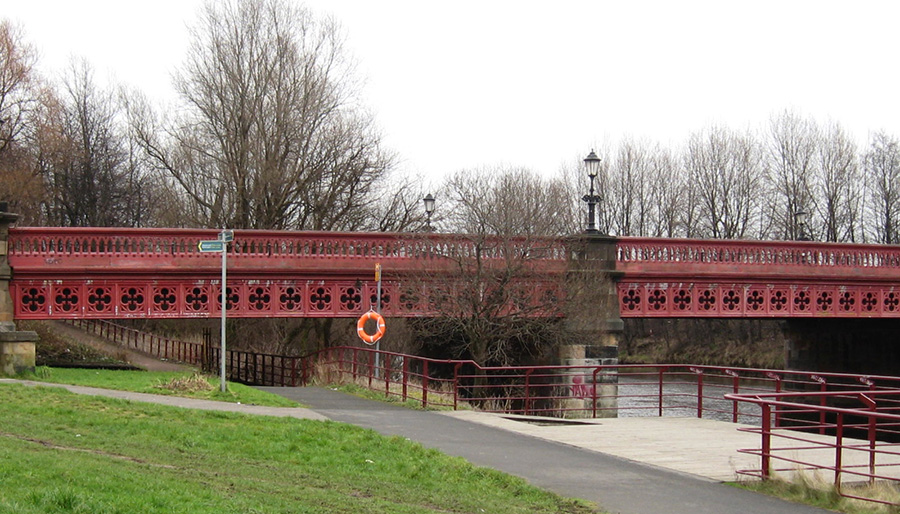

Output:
xmin=260 ymin=386 xmax=833 ymax=514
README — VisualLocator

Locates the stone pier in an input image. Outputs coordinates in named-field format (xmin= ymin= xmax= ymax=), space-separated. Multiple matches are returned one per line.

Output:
xmin=0 ymin=204 xmax=37 ymax=375
xmin=561 ymin=233 xmax=622 ymax=417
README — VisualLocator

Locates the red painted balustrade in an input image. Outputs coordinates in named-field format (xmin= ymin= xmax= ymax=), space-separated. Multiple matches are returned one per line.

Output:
xmin=7 ymin=228 xmax=567 ymax=319
xmin=8 ymin=227 xmax=900 ymax=319
xmin=615 ymin=237 xmax=900 ymax=318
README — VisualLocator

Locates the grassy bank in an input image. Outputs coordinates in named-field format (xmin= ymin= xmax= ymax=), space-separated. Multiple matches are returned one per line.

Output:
xmin=0 ymin=384 xmax=593 ymax=513
xmin=22 ymin=367 xmax=298 ymax=407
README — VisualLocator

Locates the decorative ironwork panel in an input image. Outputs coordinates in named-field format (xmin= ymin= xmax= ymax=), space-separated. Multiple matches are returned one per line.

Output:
xmin=119 ymin=285 xmax=148 ymax=314
xmin=18 ymin=285 xmax=48 ymax=316
xmin=338 ymin=284 xmax=363 ymax=313
xmin=152 ymin=286 xmax=179 ymax=315
xmin=768 ymin=288 xmax=790 ymax=314
xmin=277 ymin=284 xmax=305 ymax=313
xmin=307 ymin=285 xmax=333 ymax=313
xmin=618 ymin=282 xmax=900 ymax=318
xmin=52 ymin=284 xmax=82 ymax=315
xmin=86 ymin=286 xmax=114 ymax=315
xmin=183 ymin=285 xmax=211 ymax=314
xmin=884 ymin=290 xmax=900 ymax=314
xmin=695 ymin=286 xmax=718 ymax=314
xmin=247 ymin=284 xmax=272 ymax=312
xmin=791 ymin=287 xmax=812 ymax=315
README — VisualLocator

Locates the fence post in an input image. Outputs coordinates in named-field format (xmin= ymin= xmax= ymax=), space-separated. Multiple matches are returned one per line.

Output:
xmin=524 ymin=368 xmax=532 ymax=416
xmin=691 ymin=368 xmax=704 ymax=419
xmin=835 ymin=412 xmax=844 ymax=492
xmin=384 ymin=352 xmax=391 ymax=397
xmin=761 ymin=404 xmax=771 ymax=480
xmin=402 ymin=355 xmax=408 ymax=401
xmin=812 ymin=375 xmax=827 ymax=435
xmin=866 ymin=394 xmax=877 ymax=485
xmin=454 ymin=362 xmax=462 ymax=411
xmin=367 ymin=351 xmax=374 ymax=388
xmin=658 ymin=367 xmax=666 ymax=417
xmin=726 ymin=370 xmax=739 ymax=423
xmin=422 ymin=360 xmax=429 ymax=409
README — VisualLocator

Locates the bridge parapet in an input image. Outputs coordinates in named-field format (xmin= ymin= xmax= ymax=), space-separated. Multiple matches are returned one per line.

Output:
xmin=8 ymin=227 xmax=569 ymax=276
xmin=7 ymin=227 xmax=570 ymax=319
xmin=617 ymin=237 xmax=900 ymax=280
xmin=616 ymin=237 xmax=900 ymax=318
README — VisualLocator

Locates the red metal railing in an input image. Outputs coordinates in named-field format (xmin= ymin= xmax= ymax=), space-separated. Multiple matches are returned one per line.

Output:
xmin=617 ymin=237 xmax=900 ymax=276
xmin=69 ymin=319 xmax=301 ymax=387
xmin=727 ymin=389 xmax=900 ymax=506
xmin=11 ymin=228 xmax=899 ymax=278
xmin=70 ymin=319 xmax=206 ymax=366
xmin=301 ymin=346 xmax=900 ymax=419
xmin=8 ymin=227 xmax=569 ymax=270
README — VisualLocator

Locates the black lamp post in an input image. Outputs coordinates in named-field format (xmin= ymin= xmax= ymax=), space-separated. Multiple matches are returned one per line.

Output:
xmin=796 ymin=209 xmax=810 ymax=241
xmin=582 ymin=150 xmax=602 ymax=234
xmin=423 ymin=193 xmax=435 ymax=232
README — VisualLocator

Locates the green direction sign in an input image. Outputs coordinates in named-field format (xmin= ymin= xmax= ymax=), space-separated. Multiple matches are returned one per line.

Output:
xmin=198 ymin=240 xmax=225 ymax=252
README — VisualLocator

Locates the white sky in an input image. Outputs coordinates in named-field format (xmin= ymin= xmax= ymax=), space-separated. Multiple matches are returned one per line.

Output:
xmin=5 ymin=0 xmax=900 ymax=185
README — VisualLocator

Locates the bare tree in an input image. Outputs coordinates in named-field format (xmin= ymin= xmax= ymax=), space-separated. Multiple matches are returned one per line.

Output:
xmin=34 ymin=61 xmax=143 ymax=227
xmin=765 ymin=110 xmax=819 ymax=240
xmin=362 ymin=172 xmax=432 ymax=233
xmin=684 ymin=126 xmax=762 ymax=239
xmin=863 ymin=131 xmax=900 ymax=244
xmin=815 ymin=122 xmax=861 ymax=242
xmin=0 ymin=19 xmax=44 ymax=222
xmin=410 ymin=167 xmax=575 ymax=367
xmin=0 ymin=20 xmax=36 ymax=157
xmin=645 ymin=145 xmax=685 ymax=238
xmin=135 ymin=0 xmax=391 ymax=230
xmin=600 ymin=139 xmax=649 ymax=236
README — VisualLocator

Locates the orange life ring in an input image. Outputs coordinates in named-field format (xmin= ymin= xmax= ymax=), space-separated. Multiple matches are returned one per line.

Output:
xmin=356 ymin=310 xmax=386 ymax=344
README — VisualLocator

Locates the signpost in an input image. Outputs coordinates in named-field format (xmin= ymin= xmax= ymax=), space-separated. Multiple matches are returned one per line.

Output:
xmin=198 ymin=229 xmax=232 ymax=392
xmin=374 ymin=263 xmax=382 ymax=377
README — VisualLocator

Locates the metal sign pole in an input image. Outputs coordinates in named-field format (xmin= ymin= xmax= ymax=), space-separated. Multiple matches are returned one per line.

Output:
xmin=197 ymin=229 xmax=232 ymax=393
xmin=220 ymin=235 xmax=227 ymax=393
xmin=375 ymin=263 xmax=382 ymax=378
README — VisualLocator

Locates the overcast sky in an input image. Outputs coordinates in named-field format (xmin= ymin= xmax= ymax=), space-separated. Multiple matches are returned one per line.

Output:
xmin=6 ymin=1 xmax=900 ymax=185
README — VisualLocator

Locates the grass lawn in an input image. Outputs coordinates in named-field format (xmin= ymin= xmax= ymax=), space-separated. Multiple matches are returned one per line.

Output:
xmin=23 ymin=367 xmax=299 ymax=407
xmin=0 ymin=383 xmax=594 ymax=513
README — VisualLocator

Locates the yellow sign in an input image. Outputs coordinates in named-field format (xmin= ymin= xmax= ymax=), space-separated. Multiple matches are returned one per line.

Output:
xmin=375 ymin=263 xmax=381 ymax=282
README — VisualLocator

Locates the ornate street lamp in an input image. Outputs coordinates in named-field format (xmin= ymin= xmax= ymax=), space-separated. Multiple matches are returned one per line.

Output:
xmin=423 ymin=193 xmax=435 ymax=232
xmin=582 ymin=150 xmax=602 ymax=234
xmin=795 ymin=209 xmax=810 ymax=241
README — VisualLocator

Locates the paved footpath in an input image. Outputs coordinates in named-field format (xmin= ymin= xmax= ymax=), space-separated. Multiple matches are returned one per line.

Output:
xmin=259 ymin=386 xmax=833 ymax=514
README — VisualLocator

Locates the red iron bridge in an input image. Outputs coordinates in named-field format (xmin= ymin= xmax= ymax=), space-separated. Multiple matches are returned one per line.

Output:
xmin=7 ymin=227 xmax=900 ymax=320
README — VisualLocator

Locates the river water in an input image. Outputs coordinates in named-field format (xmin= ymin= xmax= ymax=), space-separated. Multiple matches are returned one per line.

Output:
xmin=615 ymin=376 xmax=773 ymax=425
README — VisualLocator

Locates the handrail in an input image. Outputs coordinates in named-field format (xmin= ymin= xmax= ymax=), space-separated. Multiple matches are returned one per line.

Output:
xmin=8 ymin=227 xmax=569 ymax=262
xmin=11 ymin=227 xmax=900 ymax=278
xmin=727 ymin=388 xmax=900 ymax=505
xmin=617 ymin=236 xmax=900 ymax=271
